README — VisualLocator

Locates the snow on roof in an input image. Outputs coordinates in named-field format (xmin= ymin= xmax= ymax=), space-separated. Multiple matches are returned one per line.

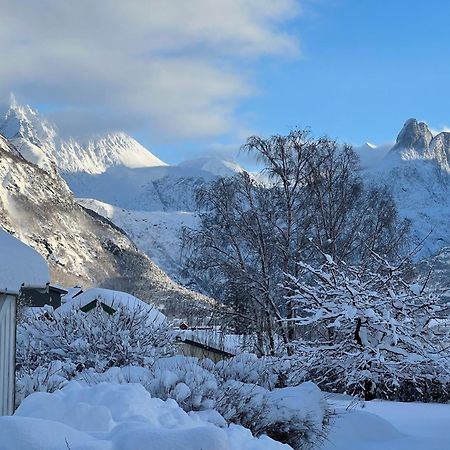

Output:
xmin=178 ymin=328 xmax=255 ymax=355
xmin=58 ymin=287 xmax=166 ymax=324
xmin=0 ymin=229 xmax=49 ymax=294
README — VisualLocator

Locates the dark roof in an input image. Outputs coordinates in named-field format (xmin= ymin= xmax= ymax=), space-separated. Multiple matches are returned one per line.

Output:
xmin=49 ymin=285 xmax=69 ymax=294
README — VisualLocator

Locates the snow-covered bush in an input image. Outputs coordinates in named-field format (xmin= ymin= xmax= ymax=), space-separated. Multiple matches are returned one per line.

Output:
xmin=16 ymin=303 xmax=175 ymax=402
xmin=145 ymin=356 xmax=218 ymax=411
xmin=216 ymin=352 xmax=292 ymax=389
xmin=288 ymin=255 xmax=450 ymax=401
xmin=216 ymin=380 xmax=328 ymax=450
xmin=72 ymin=356 xmax=329 ymax=449
xmin=15 ymin=360 xmax=71 ymax=405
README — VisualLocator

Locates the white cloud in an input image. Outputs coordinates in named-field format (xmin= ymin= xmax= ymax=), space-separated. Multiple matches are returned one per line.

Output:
xmin=0 ymin=0 xmax=300 ymax=141
xmin=429 ymin=125 xmax=450 ymax=136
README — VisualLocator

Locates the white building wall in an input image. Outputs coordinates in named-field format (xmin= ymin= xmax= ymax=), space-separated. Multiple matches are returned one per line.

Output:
xmin=0 ymin=294 xmax=16 ymax=415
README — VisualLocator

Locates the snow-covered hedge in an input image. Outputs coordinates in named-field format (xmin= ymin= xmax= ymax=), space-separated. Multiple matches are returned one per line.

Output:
xmin=14 ymin=301 xmax=329 ymax=448
xmin=216 ymin=352 xmax=292 ymax=389
xmin=76 ymin=359 xmax=328 ymax=449
xmin=85 ymin=356 xmax=219 ymax=411
xmin=16 ymin=304 xmax=175 ymax=403
xmin=216 ymin=380 xmax=327 ymax=450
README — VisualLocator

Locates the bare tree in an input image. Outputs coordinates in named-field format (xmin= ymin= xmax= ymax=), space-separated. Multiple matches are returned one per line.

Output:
xmin=183 ymin=128 xmax=409 ymax=355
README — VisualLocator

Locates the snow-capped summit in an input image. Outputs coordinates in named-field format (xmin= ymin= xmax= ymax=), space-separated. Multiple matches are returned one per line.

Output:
xmin=364 ymin=142 xmax=377 ymax=149
xmin=59 ymin=132 xmax=167 ymax=174
xmin=353 ymin=141 xmax=392 ymax=169
xmin=0 ymin=96 xmax=166 ymax=174
xmin=0 ymin=96 xmax=58 ymax=172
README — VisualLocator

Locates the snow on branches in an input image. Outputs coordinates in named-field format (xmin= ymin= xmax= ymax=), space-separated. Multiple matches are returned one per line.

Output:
xmin=287 ymin=254 xmax=450 ymax=401
xmin=16 ymin=303 xmax=175 ymax=403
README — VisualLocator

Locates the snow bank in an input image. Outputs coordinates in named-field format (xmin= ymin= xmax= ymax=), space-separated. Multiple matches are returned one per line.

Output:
xmin=0 ymin=228 xmax=49 ymax=294
xmin=320 ymin=394 xmax=450 ymax=450
xmin=0 ymin=381 xmax=290 ymax=450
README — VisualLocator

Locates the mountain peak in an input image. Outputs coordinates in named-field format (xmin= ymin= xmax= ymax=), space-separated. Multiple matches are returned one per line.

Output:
xmin=0 ymin=97 xmax=166 ymax=174
xmin=391 ymin=118 xmax=433 ymax=154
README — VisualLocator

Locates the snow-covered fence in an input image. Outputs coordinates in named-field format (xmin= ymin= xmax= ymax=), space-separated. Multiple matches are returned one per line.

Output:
xmin=0 ymin=293 xmax=16 ymax=415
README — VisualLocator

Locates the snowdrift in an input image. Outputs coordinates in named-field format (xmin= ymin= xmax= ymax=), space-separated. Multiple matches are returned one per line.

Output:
xmin=0 ymin=381 xmax=291 ymax=450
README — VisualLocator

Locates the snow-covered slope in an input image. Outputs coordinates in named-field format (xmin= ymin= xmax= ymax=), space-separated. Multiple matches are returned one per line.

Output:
xmin=79 ymin=198 xmax=198 ymax=278
xmin=65 ymin=165 xmax=215 ymax=211
xmin=0 ymin=97 xmax=166 ymax=174
xmin=178 ymin=157 xmax=244 ymax=177
xmin=0 ymin=135 xmax=211 ymax=316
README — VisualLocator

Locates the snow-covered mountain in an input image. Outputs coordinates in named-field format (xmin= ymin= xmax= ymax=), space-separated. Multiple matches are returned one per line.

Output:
xmin=79 ymin=198 xmax=198 ymax=280
xmin=65 ymin=165 xmax=215 ymax=212
xmin=354 ymin=142 xmax=392 ymax=169
xmin=11 ymin=96 xmax=450 ymax=289
xmin=0 ymin=97 xmax=166 ymax=174
xmin=0 ymin=134 xmax=211 ymax=317
xmin=366 ymin=119 xmax=450 ymax=258
xmin=0 ymin=97 xmax=248 ymax=284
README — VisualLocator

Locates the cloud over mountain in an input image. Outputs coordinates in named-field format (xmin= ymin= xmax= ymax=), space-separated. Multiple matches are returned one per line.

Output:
xmin=0 ymin=0 xmax=300 ymax=142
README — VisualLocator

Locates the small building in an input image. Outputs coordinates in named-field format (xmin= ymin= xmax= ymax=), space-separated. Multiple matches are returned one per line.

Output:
xmin=0 ymin=229 xmax=49 ymax=415
xmin=20 ymin=284 xmax=68 ymax=309
xmin=58 ymin=287 xmax=166 ymax=324
xmin=177 ymin=336 xmax=235 ymax=363
xmin=176 ymin=327 xmax=238 ymax=363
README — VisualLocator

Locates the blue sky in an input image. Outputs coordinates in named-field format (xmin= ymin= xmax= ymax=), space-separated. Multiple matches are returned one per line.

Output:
xmin=2 ymin=0 xmax=450 ymax=164
xmin=246 ymin=0 xmax=450 ymax=148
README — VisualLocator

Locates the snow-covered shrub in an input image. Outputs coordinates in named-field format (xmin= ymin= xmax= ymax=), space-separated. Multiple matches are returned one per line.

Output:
xmin=216 ymin=352 xmax=292 ymax=389
xmin=15 ymin=360 xmax=71 ymax=406
xmin=288 ymin=256 xmax=450 ymax=401
xmin=76 ymin=357 xmax=218 ymax=412
xmin=145 ymin=356 xmax=218 ymax=411
xmin=16 ymin=303 xmax=175 ymax=401
xmin=216 ymin=380 xmax=328 ymax=450
xmin=72 ymin=356 xmax=329 ymax=449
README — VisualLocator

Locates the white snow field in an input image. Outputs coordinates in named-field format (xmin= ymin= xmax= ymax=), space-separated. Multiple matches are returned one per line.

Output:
xmin=320 ymin=394 xmax=450 ymax=450
xmin=0 ymin=381 xmax=289 ymax=450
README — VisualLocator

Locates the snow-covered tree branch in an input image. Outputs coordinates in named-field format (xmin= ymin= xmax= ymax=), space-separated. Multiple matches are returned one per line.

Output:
xmin=288 ymin=255 xmax=450 ymax=400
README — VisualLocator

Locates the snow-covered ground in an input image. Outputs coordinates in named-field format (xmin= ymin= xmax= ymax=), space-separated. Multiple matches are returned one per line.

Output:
xmin=4 ymin=379 xmax=450 ymax=449
xmin=321 ymin=394 xmax=450 ymax=450
xmin=0 ymin=381 xmax=290 ymax=450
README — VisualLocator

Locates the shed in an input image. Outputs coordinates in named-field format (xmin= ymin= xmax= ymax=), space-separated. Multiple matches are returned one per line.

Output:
xmin=0 ymin=229 xmax=49 ymax=415
xmin=176 ymin=328 xmax=238 ymax=363
xmin=20 ymin=284 xmax=68 ymax=309
xmin=58 ymin=287 xmax=166 ymax=324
